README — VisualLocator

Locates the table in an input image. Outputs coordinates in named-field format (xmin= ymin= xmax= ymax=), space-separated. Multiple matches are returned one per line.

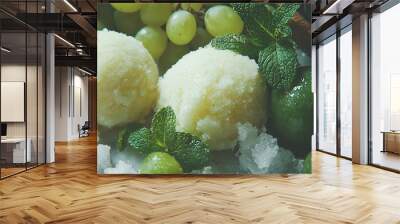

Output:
xmin=381 ymin=131 xmax=400 ymax=154
xmin=1 ymin=138 xmax=31 ymax=163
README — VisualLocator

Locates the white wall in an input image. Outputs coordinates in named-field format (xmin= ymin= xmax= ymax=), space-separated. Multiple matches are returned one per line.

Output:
xmin=1 ymin=65 xmax=26 ymax=139
xmin=73 ymin=73 xmax=89 ymax=137
xmin=55 ymin=66 xmax=69 ymax=141
xmin=54 ymin=67 xmax=89 ymax=141
xmin=1 ymin=63 xmax=46 ymax=164
xmin=1 ymin=65 xmax=27 ymax=140
xmin=1 ymin=65 xmax=39 ymax=138
xmin=1 ymin=82 xmax=25 ymax=122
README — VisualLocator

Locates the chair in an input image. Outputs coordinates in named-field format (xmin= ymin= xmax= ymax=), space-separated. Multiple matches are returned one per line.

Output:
xmin=79 ymin=121 xmax=90 ymax=138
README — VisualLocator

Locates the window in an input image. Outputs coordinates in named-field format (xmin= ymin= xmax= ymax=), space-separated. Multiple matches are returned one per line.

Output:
xmin=370 ymin=3 xmax=400 ymax=171
xmin=317 ymin=35 xmax=337 ymax=154
xmin=339 ymin=27 xmax=352 ymax=158
xmin=316 ymin=26 xmax=353 ymax=159
xmin=0 ymin=1 xmax=47 ymax=179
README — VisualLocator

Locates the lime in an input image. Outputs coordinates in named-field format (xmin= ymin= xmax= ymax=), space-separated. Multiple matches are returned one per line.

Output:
xmin=139 ymin=152 xmax=183 ymax=174
xmin=270 ymin=68 xmax=313 ymax=158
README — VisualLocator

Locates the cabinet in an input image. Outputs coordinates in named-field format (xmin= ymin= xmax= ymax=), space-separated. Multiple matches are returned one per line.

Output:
xmin=382 ymin=132 xmax=400 ymax=154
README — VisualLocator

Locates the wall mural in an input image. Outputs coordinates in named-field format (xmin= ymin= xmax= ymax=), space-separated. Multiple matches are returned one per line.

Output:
xmin=97 ymin=2 xmax=312 ymax=175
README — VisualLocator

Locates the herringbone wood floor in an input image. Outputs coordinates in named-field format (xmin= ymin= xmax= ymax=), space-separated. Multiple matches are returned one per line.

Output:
xmin=0 ymin=135 xmax=400 ymax=224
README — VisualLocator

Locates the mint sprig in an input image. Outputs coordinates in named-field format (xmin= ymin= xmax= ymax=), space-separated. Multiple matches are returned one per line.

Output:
xmin=128 ymin=106 xmax=210 ymax=171
xmin=212 ymin=3 xmax=301 ymax=92
xmin=231 ymin=3 xmax=274 ymax=47
xmin=210 ymin=34 xmax=258 ymax=60
xmin=171 ymin=132 xmax=210 ymax=172
xmin=258 ymin=43 xmax=297 ymax=90
xmin=272 ymin=4 xmax=301 ymax=29
xmin=151 ymin=106 xmax=176 ymax=149
xmin=128 ymin=127 xmax=154 ymax=155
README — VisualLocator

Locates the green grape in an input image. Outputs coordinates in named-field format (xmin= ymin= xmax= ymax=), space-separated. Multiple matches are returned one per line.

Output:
xmin=166 ymin=10 xmax=197 ymax=45
xmin=135 ymin=26 xmax=168 ymax=59
xmin=113 ymin=11 xmax=143 ymax=36
xmin=181 ymin=3 xmax=203 ymax=12
xmin=180 ymin=3 xmax=202 ymax=12
xmin=159 ymin=42 xmax=189 ymax=75
xmin=111 ymin=3 xmax=142 ymax=13
xmin=190 ymin=27 xmax=212 ymax=50
xmin=172 ymin=3 xmax=179 ymax=10
xmin=181 ymin=3 xmax=190 ymax=10
xmin=140 ymin=3 xmax=172 ymax=26
xmin=190 ymin=3 xmax=203 ymax=12
xmin=205 ymin=5 xmax=244 ymax=37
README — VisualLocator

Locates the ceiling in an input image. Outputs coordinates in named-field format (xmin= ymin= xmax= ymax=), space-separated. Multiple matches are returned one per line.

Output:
xmin=0 ymin=0 xmax=97 ymax=74
xmin=310 ymin=0 xmax=390 ymax=43
xmin=1 ymin=0 xmax=395 ymax=74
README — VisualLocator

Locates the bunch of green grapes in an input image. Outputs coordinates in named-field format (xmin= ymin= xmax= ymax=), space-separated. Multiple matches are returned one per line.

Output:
xmin=100 ymin=3 xmax=244 ymax=74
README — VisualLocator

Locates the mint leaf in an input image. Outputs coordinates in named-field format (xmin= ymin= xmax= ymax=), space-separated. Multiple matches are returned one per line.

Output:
xmin=271 ymin=4 xmax=299 ymax=40
xmin=258 ymin=43 xmax=298 ymax=91
xmin=170 ymin=132 xmax=210 ymax=172
xmin=231 ymin=3 xmax=269 ymax=29
xmin=231 ymin=3 xmax=274 ymax=47
xmin=128 ymin=107 xmax=211 ymax=171
xmin=211 ymin=34 xmax=259 ymax=60
xmin=275 ymin=25 xmax=292 ymax=39
xmin=232 ymin=3 xmax=299 ymax=42
xmin=231 ymin=3 xmax=260 ymax=24
xmin=128 ymin=128 xmax=153 ymax=155
xmin=272 ymin=4 xmax=300 ymax=28
xmin=116 ymin=126 xmax=140 ymax=151
xmin=151 ymin=106 xmax=176 ymax=148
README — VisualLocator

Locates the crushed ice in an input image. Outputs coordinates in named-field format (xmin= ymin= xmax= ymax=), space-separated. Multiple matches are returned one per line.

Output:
xmin=237 ymin=123 xmax=304 ymax=174
xmin=103 ymin=160 xmax=138 ymax=174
